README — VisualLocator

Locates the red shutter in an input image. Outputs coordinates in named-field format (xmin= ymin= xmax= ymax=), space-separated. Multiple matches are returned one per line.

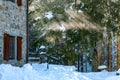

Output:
xmin=17 ymin=36 xmax=22 ymax=61
xmin=17 ymin=0 xmax=22 ymax=6
xmin=4 ymin=33 xmax=10 ymax=61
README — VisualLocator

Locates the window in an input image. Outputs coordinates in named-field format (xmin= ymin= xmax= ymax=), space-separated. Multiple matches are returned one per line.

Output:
xmin=5 ymin=0 xmax=22 ymax=6
xmin=4 ymin=33 xmax=22 ymax=61
xmin=6 ymin=0 xmax=15 ymax=3
xmin=9 ymin=36 xmax=15 ymax=59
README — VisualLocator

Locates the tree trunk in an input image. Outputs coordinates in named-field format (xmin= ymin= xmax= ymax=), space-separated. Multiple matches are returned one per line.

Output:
xmin=97 ymin=40 xmax=102 ymax=68
xmin=107 ymin=34 xmax=111 ymax=71
xmin=77 ymin=53 xmax=80 ymax=72
xmin=117 ymin=35 xmax=120 ymax=69
xmin=75 ymin=0 xmax=77 ymax=8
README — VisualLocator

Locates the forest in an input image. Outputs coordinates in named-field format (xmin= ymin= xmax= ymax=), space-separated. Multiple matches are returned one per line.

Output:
xmin=28 ymin=0 xmax=120 ymax=72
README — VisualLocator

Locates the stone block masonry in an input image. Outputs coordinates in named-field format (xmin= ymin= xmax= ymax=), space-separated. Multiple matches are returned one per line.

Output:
xmin=0 ymin=0 xmax=27 ymax=65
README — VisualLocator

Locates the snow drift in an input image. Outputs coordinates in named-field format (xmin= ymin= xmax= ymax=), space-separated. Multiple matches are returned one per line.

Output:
xmin=0 ymin=63 xmax=119 ymax=80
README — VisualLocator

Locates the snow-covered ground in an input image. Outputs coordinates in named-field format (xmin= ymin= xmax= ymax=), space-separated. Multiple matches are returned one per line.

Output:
xmin=0 ymin=63 xmax=119 ymax=80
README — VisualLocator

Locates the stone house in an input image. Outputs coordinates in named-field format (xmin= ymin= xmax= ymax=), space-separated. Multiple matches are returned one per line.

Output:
xmin=0 ymin=0 xmax=28 ymax=65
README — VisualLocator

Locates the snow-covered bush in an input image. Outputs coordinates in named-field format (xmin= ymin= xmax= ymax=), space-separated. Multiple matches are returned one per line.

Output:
xmin=98 ymin=65 xmax=107 ymax=71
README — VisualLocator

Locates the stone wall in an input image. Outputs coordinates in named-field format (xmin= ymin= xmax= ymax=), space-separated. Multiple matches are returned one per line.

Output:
xmin=0 ymin=0 xmax=27 ymax=65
